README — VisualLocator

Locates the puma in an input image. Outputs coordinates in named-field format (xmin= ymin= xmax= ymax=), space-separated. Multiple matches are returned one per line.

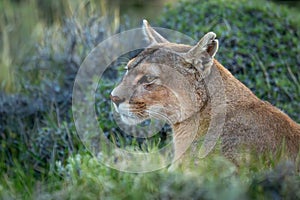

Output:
xmin=110 ymin=20 xmax=300 ymax=164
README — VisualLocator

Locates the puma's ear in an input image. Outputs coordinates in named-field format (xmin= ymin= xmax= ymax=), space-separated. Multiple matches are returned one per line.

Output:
xmin=142 ymin=19 xmax=169 ymax=44
xmin=183 ymin=32 xmax=218 ymax=76
xmin=187 ymin=32 xmax=218 ymax=58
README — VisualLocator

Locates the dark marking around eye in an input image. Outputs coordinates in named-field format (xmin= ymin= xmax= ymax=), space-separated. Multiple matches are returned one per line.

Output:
xmin=138 ymin=75 xmax=157 ymax=84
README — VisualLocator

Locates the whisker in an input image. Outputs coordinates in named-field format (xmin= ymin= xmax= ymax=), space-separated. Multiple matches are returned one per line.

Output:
xmin=118 ymin=109 xmax=144 ymax=113
xmin=146 ymin=110 xmax=173 ymax=124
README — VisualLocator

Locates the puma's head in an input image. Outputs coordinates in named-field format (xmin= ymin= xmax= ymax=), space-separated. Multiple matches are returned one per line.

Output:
xmin=110 ymin=20 xmax=218 ymax=126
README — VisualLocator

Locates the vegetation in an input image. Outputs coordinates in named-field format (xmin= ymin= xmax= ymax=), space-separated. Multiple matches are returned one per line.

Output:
xmin=0 ymin=0 xmax=299 ymax=199
xmin=161 ymin=0 xmax=300 ymax=122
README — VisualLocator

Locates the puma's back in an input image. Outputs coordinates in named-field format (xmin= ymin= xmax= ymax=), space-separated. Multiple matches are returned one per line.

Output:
xmin=213 ymin=59 xmax=300 ymax=161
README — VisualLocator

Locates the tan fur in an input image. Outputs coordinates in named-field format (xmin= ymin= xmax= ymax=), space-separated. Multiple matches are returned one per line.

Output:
xmin=111 ymin=20 xmax=300 ymax=164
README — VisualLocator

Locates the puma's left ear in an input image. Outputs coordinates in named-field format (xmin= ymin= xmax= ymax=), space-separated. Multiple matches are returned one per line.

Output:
xmin=187 ymin=32 xmax=218 ymax=58
xmin=142 ymin=19 xmax=169 ymax=44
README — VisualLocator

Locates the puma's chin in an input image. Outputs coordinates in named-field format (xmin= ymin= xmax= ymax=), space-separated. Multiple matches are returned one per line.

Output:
xmin=120 ymin=113 xmax=147 ymax=125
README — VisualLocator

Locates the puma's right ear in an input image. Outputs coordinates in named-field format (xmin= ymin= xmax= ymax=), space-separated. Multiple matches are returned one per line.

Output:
xmin=142 ymin=19 xmax=169 ymax=44
xmin=183 ymin=32 xmax=218 ymax=77
xmin=186 ymin=32 xmax=219 ymax=58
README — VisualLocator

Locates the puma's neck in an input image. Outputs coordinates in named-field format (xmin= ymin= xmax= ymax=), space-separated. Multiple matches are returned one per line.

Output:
xmin=172 ymin=103 xmax=211 ymax=137
xmin=171 ymin=94 xmax=211 ymax=160
xmin=212 ymin=59 xmax=259 ymax=104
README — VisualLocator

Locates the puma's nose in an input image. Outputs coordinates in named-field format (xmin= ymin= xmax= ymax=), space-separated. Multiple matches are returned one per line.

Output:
xmin=110 ymin=95 xmax=125 ymax=107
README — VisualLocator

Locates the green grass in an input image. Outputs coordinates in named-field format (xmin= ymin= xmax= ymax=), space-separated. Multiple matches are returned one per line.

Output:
xmin=1 ymin=152 xmax=299 ymax=199
xmin=1 ymin=0 xmax=300 ymax=199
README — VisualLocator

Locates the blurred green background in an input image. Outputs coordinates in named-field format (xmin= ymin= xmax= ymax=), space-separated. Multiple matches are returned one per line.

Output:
xmin=0 ymin=0 xmax=299 ymax=92
xmin=0 ymin=0 xmax=299 ymax=199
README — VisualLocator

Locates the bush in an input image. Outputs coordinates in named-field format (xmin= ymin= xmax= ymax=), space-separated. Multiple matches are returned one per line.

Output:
xmin=10 ymin=154 xmax=297 ymax=199
xmin=160 ymin=0 xmax=300 ymax=122
xmin=0 ymin=3 xmax=116 ymax=175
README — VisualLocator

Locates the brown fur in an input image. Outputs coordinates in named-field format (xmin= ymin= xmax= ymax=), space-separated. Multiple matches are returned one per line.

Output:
xmin=214 ymin=59 xmax=300 ymax=161
xmin=111 ymin=20 xmax=300 ymax=164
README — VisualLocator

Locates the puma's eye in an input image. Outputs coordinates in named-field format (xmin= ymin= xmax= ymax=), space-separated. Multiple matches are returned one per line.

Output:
xmin=138 ymin=75 xmax=157 ymax=84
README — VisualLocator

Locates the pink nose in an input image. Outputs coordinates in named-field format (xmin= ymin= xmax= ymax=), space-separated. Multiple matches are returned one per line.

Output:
xmin=110 ymin=95 xmax=124 ymax=106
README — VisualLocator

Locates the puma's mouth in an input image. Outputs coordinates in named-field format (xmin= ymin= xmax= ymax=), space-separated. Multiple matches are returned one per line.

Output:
xmin=119 ymin=113 xmax=146 ymax=125
xmin=113 ymin=103 xmax=147 ymax=125
xmin=112 ymin=102 xmax=119 ymax=113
